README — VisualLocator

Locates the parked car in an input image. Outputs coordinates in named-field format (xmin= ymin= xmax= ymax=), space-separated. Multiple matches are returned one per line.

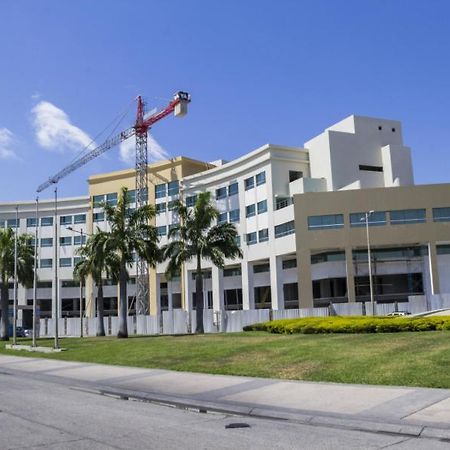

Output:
xmin=7 ymin=325 xmax=30 ymax=337
xmin=387 ymin=311 xmax=411 ymax=317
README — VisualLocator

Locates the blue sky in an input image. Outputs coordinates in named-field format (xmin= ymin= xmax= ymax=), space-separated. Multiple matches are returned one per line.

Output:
xmin=1 ymin=0 xmax=450 ymax=202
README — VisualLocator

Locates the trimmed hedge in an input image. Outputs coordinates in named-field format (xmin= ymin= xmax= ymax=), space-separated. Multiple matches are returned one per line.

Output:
xmin=243 ymin=316 xmax=450 ymax=334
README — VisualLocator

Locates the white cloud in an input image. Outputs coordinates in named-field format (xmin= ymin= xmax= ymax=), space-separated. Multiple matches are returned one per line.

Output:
xmin=31 ymin=101 xmax=95 ymax=153
xmin=0 ymin=128 xmax=19 ymax=160
xmin=119 ymin=133 xmax=169 ymax=165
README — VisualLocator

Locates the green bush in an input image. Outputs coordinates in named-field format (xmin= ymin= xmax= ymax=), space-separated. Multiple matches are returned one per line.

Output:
xmin=244 ymin=315 xmax=450 ymax=334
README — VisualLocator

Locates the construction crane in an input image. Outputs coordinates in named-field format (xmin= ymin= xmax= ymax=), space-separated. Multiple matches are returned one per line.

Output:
xmin=37 ymin=91 xmax=191 ymax=314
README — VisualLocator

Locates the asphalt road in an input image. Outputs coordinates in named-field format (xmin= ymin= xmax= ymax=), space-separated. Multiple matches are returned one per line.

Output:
xmin=0 ymin=372 xmax=448 ymax=450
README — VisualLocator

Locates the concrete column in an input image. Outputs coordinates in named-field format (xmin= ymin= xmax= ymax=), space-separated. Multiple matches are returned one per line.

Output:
xmin=270 ymin=254 xmax=284 ymax=310
xmin=345 ymin=247 xmax=356 ymax=302
xmin=183 ymin=265 xmax=193 ymax=312
xmin=241 ymin=262 xmax=255 ymax=310
xmin=428 ymin=242 xmax=440 ymax=295
xmin=298 ymin=249 xmax=313 ymax=308
xmin=149 ymin=269 xmax=158 ymax=315
xmin=212 ymin=266 xmax=224 ymax=311
xmin=52 ymin=278 xmax=62 ymax=318
xmin=167 ymin=279 xmax=173 ymax=311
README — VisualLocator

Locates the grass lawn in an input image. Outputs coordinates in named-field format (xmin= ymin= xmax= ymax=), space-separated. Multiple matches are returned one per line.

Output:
xmin=1 ymin=331 xmax=450 ymax=389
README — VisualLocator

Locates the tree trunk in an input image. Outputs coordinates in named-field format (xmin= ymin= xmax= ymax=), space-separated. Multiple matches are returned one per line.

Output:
xmin=96 ymin=282 xmax=106 ymax=337
xmin=0 ymin=282 xmax=10 ymax=341
xmin=195 ymin=256 xmax=204 ymax=334
xmin=117 ymin=263 xmax=128 ymax=338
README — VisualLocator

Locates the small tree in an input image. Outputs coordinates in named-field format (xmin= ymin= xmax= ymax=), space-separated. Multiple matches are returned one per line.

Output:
xmin=74 ymin=230 xmax=119 ymax=336
xmin=102 ymin=187 xmax=159 ymax=338
xmin=0 ymin=228 xmax=34 ymax=340
xmin=163 ymin=192 xmax=242 ymax=333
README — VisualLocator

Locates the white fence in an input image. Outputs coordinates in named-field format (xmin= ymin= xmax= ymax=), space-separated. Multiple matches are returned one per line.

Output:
xmin=37 ymin=295 xmax=450 ymax=338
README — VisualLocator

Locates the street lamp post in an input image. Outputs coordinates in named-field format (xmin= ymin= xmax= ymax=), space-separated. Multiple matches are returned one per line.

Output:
xmin=12 ymin=206 xmax=18 ymax=346
xmin=32 ymin=197 xmax=39 ymax=347
xmin=363 ymin=211 xmax=375 ymax=315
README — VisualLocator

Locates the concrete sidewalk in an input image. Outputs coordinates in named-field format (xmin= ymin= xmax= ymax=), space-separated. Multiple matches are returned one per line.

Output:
xmin=1 ymin=354 xmax=450 ymax=440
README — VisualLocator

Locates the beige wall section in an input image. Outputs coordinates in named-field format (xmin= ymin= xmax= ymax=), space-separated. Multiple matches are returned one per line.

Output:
xmin=294 ymin=183 xmax=450 ymax=308
xmin=86 ymin=156 xmax=212 ymax=317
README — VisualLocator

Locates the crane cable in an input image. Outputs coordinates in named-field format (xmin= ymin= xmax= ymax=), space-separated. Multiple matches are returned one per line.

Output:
xmin=67 ymin=97 xmax=136 ymax=165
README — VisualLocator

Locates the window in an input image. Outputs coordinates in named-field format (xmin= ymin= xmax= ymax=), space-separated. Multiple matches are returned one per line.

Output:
xmin=74 ymin=214 xmax=86 ymax=224
xmin=27 ymin=218 xmax=37 ymax=227
xmin=126 ymin=190 xmax=136 ymax=203
xmin=244 ymin=177 xmax=255 ymax=190
xmin=40 ymin=238 xmax=53 ymax=247
xmin=62 ymin=280 xmax=79 ymax=288
xmin=73 ymin=235 xmax=86 ymax=246
xmin=191 ymin=270 xmax=212 ymax=280
xmin=229 ymin=209 xmax=240 ymax=223
xmin=254 ymin=286 xmax=271 ymax=308
xmin=216 ymin=187 xmax=227 ymax=199
xmin=167 ymin=181 xmax=179 ymax=196
xmin=168 ymin=223 xmax=178 ymax=234
xmin=359 ymin=165 xmax=383 ymax=172
xmin=257 ymin=200 xmax=267 ymax=214
xmin=258 ymin=228 xmax=269 ymax=242
xmin=350 ymin=211 xmax=387 ymax=227
xmin=155 ymin=183 xmax=166 ymax=199
xmin=246 ymin=204 xmax=256 ymax=218
xmin=73 ymin=257 xmax=83 ymax=266
xmin=41 ymin=217 xmax=53 ymax=227
xmin=256 ymin=171 xmax=266 ymax=186
xmin=390 ymin=209 xmax=426 ymax=225
xmin=253 ymin=263 xmax=270 ymax=273
xmin=60 ymin=237 xmax=72 ymax=246
xmin=93 ymin=195 xmax=104 ymax=207
xmin=282 ymin=259 xmax=297 ymax=270
xmin=228 ymin=182 xmax=238 ymax=196
xmin=224 ymin=267 xmax=242 ymax=277
xmin=218 ymin=212 xmax=228 ymax=224
xmin=7 ymin=219 xmax=18 ymax=228
xmin=275 ymin=220 xmax=295 ymax=237
xmin=276 ymin=197 xmax=293 ymax=210
xmin=246 ymin=232 xmax=257 ymax=245
xmin=168 ymin=200 xmax=177 ymax=211
xmin=157 ymin=226 xmax=167 ymax=236
xmin=40 ymin=259 xmax=53 ymax=269
xmin=307 ymin=214 xmax=344 ymax=230
xmin=224 ymin=288 xmax=243 ymax=310
xmin=37 ymin=281 xmax=52 ymax=288
xmin=392 ymin=127 xmax=396 ymax=132
xmin=437 ymin=245 xmax=450 ymax=255
xmin=311 ymin=251 xmax=345 ymax=264
xmin=433 ymin=207 xmax=450 ymax=222
xmin=186 ymin=195 xmax=197 ymax=207
xmin=106 ymin=192 xmax=118 ymax=206
xmin=156 ymin=203 xmax=166 ymax=214
xmin=289 ymin=170 xmax=303 ymax=182
xmin=93 ymin=212 xmax=104 ymax=222
xmin=60 ymin=258 xmax=72 ymax=268
xmin=283 ymin=283 xmax=298 ymax=303
xmin=60 ymin=215 xmax=72 ymax=225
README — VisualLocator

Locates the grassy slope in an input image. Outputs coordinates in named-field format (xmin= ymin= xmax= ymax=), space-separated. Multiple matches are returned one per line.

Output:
xmin=2 ymin=332 xmax=450 ymax=388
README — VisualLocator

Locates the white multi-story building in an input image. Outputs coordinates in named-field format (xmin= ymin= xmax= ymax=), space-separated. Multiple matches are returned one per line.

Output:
xmin=1 ymin=114 xmax=449 ymax=324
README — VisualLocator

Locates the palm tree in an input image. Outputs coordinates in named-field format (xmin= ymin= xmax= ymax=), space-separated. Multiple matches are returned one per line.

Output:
xmin=0 ymin=228 xmax=34 ymax=340
xmin=101 ymin=187 xmax=159 ymax=338
xmin=73 ymin=230 xmax=119 ymax=336
xmin=163 ymin=192 xmax=242 ymax=334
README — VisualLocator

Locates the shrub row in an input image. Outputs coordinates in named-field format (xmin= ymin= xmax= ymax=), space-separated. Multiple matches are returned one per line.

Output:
xmin=243 ymin=316 xmax=450 ymax=334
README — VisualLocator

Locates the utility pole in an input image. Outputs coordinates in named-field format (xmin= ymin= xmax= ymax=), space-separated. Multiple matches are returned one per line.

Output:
xmin=12 ymin=205 xmax=18 ymax=345
xmin=32 ymin=197 xmax=39 ymax=347
xmin=53 ymin=186 xmax=59 ymax=349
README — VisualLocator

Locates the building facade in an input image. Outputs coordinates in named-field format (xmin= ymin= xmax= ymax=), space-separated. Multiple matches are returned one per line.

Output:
xmin=1 ymin=115 xmax=449 ymax=323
